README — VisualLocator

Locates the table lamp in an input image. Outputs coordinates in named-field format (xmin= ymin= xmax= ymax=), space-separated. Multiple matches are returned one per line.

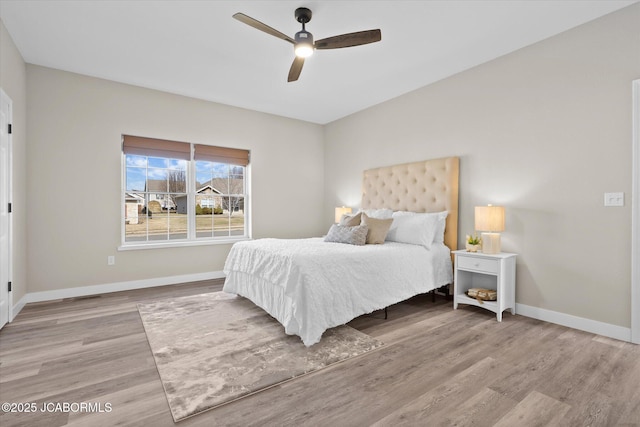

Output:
xmin=475 ymin=205 xmax=505 ymax=254
xmin=335 ymin=206 xmax=352 ymax=223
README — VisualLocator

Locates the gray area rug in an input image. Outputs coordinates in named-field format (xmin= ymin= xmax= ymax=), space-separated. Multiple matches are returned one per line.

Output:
xmin=138 ymin=292 xmax=384 ymax=422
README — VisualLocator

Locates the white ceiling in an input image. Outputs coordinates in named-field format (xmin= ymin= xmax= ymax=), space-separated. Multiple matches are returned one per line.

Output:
xmin=0 ymin=1 xmax=636 ymax=124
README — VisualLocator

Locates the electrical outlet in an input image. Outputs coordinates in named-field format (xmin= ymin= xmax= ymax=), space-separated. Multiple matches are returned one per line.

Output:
xmin=107 ymin=256 xmax=115 ymax=266
xmin=604 ymin=192 xmax=624 ymax=207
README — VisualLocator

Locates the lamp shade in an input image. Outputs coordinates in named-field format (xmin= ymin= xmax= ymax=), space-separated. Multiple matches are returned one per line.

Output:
xmin=475 ymin=205 xmax=505 ymax=232
xmin=335 ymin=206 xmax=352 ymax=223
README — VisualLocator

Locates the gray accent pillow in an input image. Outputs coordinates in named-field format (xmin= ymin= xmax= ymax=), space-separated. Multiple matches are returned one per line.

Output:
xmin=324 ymin=224 xmax=368 ymax=246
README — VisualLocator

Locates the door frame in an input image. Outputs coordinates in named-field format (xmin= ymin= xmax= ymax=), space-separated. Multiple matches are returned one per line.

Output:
xmin=632 ymin=80 xmax=639 ymax=344
xmin=0 ymin=88 xmax=13 ymax=327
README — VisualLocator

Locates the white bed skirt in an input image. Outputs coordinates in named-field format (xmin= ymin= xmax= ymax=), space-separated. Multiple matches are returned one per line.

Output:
xmin=223 ymin=270 xmax=302 ymax=337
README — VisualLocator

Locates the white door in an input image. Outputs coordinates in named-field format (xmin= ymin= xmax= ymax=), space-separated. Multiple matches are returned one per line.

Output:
xmin=0 ymin=89 xmax=12 ymax=330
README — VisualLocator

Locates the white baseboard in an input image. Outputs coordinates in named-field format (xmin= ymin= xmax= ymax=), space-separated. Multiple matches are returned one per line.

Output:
xmin=516 ymin=303 xmax=632 ymax=343
xmin=10 ymin=277 xmax=632 ymax=344
xmin=11 ymin=271 xmax=226 ymax=320
xmin=11 ymin=295 xmax=28 ymax=321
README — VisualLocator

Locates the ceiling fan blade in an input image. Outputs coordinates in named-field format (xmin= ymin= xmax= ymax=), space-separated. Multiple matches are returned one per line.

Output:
xmin=233 ymin=13 xmax=295 ymax=44
xmin=288 ymin=57 xmax=305 ymax=82
xmin=315 ymin=29 xmax=381 ymax=50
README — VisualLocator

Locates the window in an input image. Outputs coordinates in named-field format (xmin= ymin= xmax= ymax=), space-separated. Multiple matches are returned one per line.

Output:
xmin=122 ymin=135 xmax=249 ymax=247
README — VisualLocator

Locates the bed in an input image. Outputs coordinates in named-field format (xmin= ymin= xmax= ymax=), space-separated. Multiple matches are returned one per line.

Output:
xmin=223 ymin=157 xmax=459 ymax=346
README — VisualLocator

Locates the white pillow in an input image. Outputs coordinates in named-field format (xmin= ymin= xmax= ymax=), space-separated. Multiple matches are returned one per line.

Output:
xmin=358 ymin=208 xmax=393 ymax=219
xmin=432 ymin=211 xmax=448 ymax=243
xmin=386 ymin=211 xmax=448 ymax=248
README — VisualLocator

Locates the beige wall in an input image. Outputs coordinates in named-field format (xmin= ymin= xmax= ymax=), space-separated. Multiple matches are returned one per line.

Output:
xmin=26 ymin=66 xmax=324 ymax=293
xmin=324 ymin=5 xmax=640 ymax=328
xmin=0 ymin=20 xmax=28 ymax=306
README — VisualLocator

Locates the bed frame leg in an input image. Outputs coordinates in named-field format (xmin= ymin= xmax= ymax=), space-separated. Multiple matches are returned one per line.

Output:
xmin=384 ymin=307 xmax=388 ymax=320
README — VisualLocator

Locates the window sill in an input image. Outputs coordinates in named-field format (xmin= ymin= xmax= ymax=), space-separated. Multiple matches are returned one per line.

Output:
xmin=118 ymin=236 xmax=250 ymax=251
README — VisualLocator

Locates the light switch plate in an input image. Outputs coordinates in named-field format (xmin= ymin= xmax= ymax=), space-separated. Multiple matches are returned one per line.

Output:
xmin=604 ymin=192 xmax=624 ymax=207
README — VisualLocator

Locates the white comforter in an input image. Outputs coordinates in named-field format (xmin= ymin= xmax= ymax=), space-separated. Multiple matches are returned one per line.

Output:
xmin=223 ymin=238 xmax=452 ymax=346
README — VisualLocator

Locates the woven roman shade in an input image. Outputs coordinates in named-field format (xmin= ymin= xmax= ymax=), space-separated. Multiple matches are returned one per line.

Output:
xmin=194 ymin=144 xmax=250 ymax=166
xmin=122 ymin=135 xmax=191 ymax=160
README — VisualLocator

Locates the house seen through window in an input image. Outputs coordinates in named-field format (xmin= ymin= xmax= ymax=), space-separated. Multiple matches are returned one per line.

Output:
xmin=122 ymin=135 xmax=249 ymax=245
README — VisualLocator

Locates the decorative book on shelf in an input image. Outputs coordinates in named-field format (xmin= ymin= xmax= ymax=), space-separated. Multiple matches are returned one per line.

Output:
xmin=466 ymin=288 xmax=497 ymax=303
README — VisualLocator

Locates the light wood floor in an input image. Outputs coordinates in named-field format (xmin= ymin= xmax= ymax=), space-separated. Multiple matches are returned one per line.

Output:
xmin=1 ymin=279 xmax=639 ymax=427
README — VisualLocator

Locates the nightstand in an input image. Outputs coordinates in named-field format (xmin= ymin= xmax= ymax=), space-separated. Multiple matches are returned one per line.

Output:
xmin=453 ymin=250 xmax=517 ymax=321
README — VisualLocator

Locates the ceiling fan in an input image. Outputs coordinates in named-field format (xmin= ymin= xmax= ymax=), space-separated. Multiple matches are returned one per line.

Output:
xmin=233 ymin=7 xmax=382 ymax=82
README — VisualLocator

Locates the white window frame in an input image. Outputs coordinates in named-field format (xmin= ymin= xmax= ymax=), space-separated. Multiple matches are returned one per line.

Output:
xmin=119 ymin=139 xmax=250 ymax=251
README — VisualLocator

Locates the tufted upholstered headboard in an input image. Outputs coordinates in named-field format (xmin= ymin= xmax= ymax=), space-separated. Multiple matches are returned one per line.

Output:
xmin=361 ymin=157 xmax=459 ymax=253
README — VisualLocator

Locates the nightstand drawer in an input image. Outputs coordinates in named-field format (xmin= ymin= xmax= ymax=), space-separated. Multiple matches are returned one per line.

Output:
xmin=457 ymin=256 xmax=499 ymax=274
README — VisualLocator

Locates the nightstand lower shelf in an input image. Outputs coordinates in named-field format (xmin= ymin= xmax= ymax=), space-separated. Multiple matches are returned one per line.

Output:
xmin=454 ymin=293 xmax=513 ymax=320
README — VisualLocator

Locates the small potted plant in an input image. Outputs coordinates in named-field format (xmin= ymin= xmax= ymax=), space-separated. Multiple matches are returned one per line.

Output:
xmin=465 ymin=233 xmax=482 ymax=252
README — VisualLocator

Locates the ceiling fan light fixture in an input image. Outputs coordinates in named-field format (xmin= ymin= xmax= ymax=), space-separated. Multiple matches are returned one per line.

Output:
xmin=294 ymin=30 xmax=314 ymax=58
